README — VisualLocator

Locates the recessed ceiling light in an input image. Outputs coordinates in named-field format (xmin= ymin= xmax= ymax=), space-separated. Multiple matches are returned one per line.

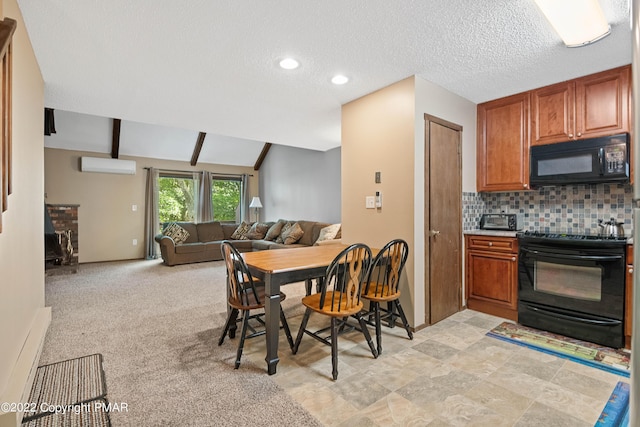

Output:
xmin=331 ymin=75 xmax=349 ymax=85
xmin=279 ymin=58 xmax=299 ymax=70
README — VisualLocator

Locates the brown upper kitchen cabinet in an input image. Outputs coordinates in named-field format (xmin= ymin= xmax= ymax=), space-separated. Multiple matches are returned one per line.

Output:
xmin=477 ymin=92 xmax=530 ymax=192
xmin=532 ymin=65 xmax=630 ymax=146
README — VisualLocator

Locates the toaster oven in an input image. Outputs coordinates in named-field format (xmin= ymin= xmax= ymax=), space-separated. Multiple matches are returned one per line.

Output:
xmin=480 ymin=213 xmax=523 ymax=231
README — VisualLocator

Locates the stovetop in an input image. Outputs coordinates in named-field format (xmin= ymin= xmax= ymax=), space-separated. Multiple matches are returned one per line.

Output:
xmin=517 ymin=230 xmax=628 ymax=245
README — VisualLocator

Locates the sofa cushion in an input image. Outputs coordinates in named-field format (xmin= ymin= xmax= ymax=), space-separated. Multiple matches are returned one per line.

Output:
xmin=222 ymin=224 xmax=238 ymax=239
xmin=230 ymin=221 xmax=252 ymax=240
xmin=265 ymin=219 xmax=287 ymax=241
xmin=251 ymin=239 xmax=281 ymax=250
xmin=163 ymin=222 xmax=191 ymax=245
xmin=295 ymin=221 xmax=330 ymax=246
xmin=196 ymin=221 xmax=225 ymax=242
xmin=245 ymin=222 xmax=270 ymax=240
xmin=174 ymin=242 xmax=205 ymax=254
xmin=275 ymin=221 xmax=294 ymax=244
xmin=281 ymin=222 xmax=304 ymax=245
xmin=314 ymin=223 xmax=341 ymax=244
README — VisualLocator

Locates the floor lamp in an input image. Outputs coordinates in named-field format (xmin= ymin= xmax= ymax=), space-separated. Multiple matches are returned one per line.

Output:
xmin=249 ymin=196 xmax=263 ymax=222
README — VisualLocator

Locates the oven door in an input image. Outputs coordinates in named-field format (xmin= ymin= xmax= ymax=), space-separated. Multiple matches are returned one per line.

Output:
xmin=518 ymin=243 xmax=625 ymax=320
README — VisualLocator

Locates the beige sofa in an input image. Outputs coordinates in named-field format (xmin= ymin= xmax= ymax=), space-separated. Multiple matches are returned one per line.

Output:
xmin=155 ymin=220 xmax=340 ymax=266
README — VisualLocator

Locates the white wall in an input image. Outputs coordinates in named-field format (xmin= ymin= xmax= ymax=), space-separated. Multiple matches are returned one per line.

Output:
xmin=259 ymin=144 xmax=341 ymax=223
xmin=0 ymin=1 xmax=50 ymax=425
xmin=413 ymin=76 xmax=477 ymax=322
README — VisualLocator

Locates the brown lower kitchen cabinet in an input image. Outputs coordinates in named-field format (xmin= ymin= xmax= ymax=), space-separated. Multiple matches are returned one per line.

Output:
xmin=625 ymin=244 xmax=633 ymax=349
xmin=465 ymin=234 xmax=518 ymax=321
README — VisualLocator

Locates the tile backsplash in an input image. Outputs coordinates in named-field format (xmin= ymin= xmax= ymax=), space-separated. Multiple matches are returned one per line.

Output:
xmin=463 ymin=183 xmax=633 ymax=235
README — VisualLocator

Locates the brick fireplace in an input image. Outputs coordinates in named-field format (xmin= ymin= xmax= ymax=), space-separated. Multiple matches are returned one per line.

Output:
xmin=46 ymin=204 xmax=79 ymax=266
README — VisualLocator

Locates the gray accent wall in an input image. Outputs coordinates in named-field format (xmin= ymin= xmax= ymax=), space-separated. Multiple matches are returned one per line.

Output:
xmin=259 ymin=145 xmax=341 ymax=223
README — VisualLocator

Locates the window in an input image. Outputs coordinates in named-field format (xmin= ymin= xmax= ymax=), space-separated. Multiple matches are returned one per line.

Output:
xmin=158 ymin=174 xmax=197 ymax=226
xmin=212 ymin=177 xmax=242 ymax=222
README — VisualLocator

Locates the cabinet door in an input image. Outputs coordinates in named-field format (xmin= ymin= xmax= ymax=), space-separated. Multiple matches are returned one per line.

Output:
xmin=531 ymin=81 xmax=575 ymax=146
xmin=477 ymin=93 xmax=530 ymax=192
xmin=466 ymin=250 xmax=518 ymax=310
xmin=575 ymin=65 xmax=630 ymax=139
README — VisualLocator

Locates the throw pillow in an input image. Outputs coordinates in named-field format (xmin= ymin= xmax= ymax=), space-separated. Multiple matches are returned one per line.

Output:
xmin=281 ymin=222 xmax=304 ymax=245
xmin=275 ymin=221 xmax=294 ymax=244
xmin=265 ymin=219 xmax=287 ymax=241
xmin=163 ymin=222 xmax=190 ymax=245
xmin=245 ymin=222 xmax=270 ymax=240
xmin=314 ymin=223 xmax=341 ymax=245
xmin=230 ymin=221 xmax=252 ymax=240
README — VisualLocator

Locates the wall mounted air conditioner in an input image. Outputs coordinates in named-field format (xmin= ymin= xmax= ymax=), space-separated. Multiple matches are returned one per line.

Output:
xmin=80 ymin=157 xmax=136 ymax=175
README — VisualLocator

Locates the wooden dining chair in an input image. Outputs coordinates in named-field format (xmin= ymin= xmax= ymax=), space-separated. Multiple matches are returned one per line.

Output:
xmin=360 ymin=239 xmax=412 ymax=355
xmin=292 ymin=243 xmax=378 ymax=380
xmin=218 ymin=241 xmax=294 ymax=369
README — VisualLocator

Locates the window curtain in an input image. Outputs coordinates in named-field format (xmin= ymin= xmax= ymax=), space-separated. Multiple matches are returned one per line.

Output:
xmin=198 ymin=171 xmax=213 ymax=223
xmin=144 ymin=167 xmax=160 ymax=259
xmin=240 ymin=174 xmax=248 ymax=222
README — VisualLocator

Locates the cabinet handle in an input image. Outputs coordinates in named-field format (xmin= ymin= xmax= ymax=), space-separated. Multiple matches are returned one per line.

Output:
xmin=568 ymin=133 xmax=574 ymax=138
xmin=512 ymin=257 xmax=516 ymax=261
xmin=577 ymin=132 xmax=582 ymax=137
xmin=523 ymin=183 xmax=529 ymax=189
xmin=629 ymin=268 xmax=634 ymax=274
xmin=488 ymin=242 xmax=493 ymax=247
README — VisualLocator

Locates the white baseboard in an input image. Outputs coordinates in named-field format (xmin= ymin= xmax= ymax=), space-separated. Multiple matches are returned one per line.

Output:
xmin=0 ymin=307 xmax=51 ymax=427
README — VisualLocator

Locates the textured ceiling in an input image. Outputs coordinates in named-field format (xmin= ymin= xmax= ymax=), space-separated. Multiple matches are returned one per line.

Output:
xmin=18 ymin=0 xmax=632 ymax=163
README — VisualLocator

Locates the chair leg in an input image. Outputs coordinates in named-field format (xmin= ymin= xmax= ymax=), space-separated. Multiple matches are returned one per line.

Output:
xmin=293 ymin=309 xmax=311 ymax=354
xmin=387 ymin=301 xmax=396 ymax=328
xmin=218 ymin=308 xmax=239 ymax=346
xmin=393 ymin=300 xmax=413 ymax=340
xmin=235 ymin=310 xmax=250 ymax=369
xmin=330 ymin=317 xmax=339 ymax=380
xmin=279 ymin=305 xmax=295 ymax=351
xmin=355 ymin=313 xmax=378 ymax=359
xmin=305 ymin=279 xmax=313 ymax=296
xmin=373 ymin=302 xmax=383 ymax=355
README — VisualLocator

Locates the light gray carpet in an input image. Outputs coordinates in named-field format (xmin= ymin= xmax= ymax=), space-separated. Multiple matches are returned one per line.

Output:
xmin=42 ymin=259 xmax=320 ymax=427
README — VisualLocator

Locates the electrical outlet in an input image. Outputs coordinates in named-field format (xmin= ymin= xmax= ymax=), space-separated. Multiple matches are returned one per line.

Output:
xmin=500 ymin=205 xmax=509 ymax=214
xmin=132 ymin=239 xmax=138 ymax=246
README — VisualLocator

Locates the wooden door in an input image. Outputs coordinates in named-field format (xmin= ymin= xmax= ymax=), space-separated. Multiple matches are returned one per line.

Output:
xmin=425 ymin=115 xmax=462 ymax=325
xmin=575 ymin=65 xmax=630 ymax=139
xmin=477 ymin=92 xmax=530 ymax=191
xmin=531 ymin=81 xmax=575 ymax=146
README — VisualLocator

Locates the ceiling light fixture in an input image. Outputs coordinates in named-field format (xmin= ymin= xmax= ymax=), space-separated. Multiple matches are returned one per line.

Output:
xmin=331 ymin=75 xmax=349 ymax=85
xmin=279 ymin=58 xmax=299 ymax=70
xmin=534 ymin=0 xmax=611 ymax=47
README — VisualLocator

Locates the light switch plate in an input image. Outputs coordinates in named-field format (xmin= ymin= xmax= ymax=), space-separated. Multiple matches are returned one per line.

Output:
xmin=366 ymin=196 xmax=376 ymax=209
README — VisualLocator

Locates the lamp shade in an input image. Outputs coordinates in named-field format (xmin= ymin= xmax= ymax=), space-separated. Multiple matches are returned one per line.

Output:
xmin=535 ymin=0 xmax=611 ymax=47
xmin=249 ymin=196 xmax=263 ymax=208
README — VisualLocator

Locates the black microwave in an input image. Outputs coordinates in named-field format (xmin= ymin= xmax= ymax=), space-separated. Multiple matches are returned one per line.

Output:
xmin=529 ymin=133 xmax=629 ymax=187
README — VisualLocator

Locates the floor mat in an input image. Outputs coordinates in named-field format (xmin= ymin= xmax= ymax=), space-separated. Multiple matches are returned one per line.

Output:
xmin=22 ymin=354 xmax=108 ymax=423
xmin=595 ymin=382 xmax=630 ymax=427
xmin=486 ymin=322 xmax=630 ymax=377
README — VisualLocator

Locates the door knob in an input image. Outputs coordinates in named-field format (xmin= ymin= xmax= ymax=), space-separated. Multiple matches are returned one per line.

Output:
xmin=429 ymin=230 xmax=440 ymax=237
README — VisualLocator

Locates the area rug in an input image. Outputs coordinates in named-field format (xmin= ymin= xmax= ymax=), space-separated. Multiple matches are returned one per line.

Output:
xmin=486 ymin=322 xmax=630 ymax=377
xmin=595 ymin=381 xmax=630 ymax=427
xmin=22 ymin=354 xmax=108 ymax=423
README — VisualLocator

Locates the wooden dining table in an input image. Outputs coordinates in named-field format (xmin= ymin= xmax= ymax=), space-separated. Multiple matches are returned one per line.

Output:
xmin=242 ymin=244 xmax=351 ymax=375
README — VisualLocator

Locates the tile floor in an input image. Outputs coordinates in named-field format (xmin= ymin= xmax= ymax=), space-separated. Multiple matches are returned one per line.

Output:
xmin=243 ymin=305 xmax=629 ymax=426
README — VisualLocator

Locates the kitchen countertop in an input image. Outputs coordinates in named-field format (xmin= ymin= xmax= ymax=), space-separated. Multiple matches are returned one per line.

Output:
xmin=464 ymin=229 xmax=518 ymax=238
xmin=464 ymin=229 xmax=634 ymax=244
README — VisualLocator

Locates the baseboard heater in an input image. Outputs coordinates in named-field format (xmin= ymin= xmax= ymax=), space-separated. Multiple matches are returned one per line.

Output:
xmin=80 ymin=157 xmax=136 ymax=175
